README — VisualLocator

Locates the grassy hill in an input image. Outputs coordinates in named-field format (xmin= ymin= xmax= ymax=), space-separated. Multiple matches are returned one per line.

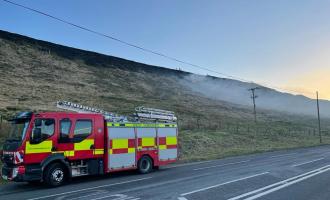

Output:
xmin=1 ymin=30 xmax=330 ymax=162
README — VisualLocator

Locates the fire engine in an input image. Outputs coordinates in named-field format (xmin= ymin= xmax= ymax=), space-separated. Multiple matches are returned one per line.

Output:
xmin=1 ymin=101 xmax=178 ymax=186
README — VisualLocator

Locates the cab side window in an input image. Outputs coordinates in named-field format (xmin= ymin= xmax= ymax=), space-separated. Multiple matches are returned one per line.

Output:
xmin=73 ymin=120 xmax=92 ymax=142
xmin=31 ymin=119 xmax=55 ymax=143
xmin=59 ymin=118 xmax=71 ymax=143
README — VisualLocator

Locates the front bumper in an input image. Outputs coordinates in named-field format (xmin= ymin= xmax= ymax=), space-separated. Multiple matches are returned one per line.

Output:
xmin=2 ymin=164 xmax=42 ymax=182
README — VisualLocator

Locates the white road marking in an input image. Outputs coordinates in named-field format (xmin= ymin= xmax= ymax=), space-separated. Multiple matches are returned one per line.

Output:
xmin=244 ymin=167 xmax=330 ymax=200
xmin=164 ymin=160 xmax=215 ymax=169
xmin=164 ymin=158 xmax=248 ymax=169
xmin=180 ymin=172 xmax=269 ymax=196
xmin=167 ymin=148 xmax=323 ymax=170
xmin=27 ymin=177 xmax=152 ymax=200
xmin=90 ymin=194 xmax=140 ymax=200
xmin=269 ymin=153 xmax=297 ymax=158
xmin=56 ymin=190 xmax=109 ymax=200
xmin=177 ymin=197 xmax=188 ymax=200
xmin=291 ymin=157 xmax=324 ymax=167
xmin=228 ymin=165 xmax=330 ymax=200
xmin=193 ymin=160 xmax=251 ymax=171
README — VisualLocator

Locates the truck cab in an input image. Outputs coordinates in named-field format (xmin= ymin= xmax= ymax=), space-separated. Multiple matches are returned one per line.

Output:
xmin=1 ymin=111 xmax=105 ymax=186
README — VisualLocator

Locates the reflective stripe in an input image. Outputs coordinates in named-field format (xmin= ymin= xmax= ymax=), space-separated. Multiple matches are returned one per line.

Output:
xmin=107 ymin=123 xmax=177 ymax=128
xmin=166 ymin=136 xmax=177 ymax=145
xmin=94 ymin=149 xmax=104 ymax=155
xmin=128 ymin=148 xmax=136 ymax=153
xmin=109 ymin=148 xmax=135 ymax=154
xmin=142 ymin=137 xmax=155 ymax=147
xmin=157 ymin=124 xmax=177 ymax=128
xmin=53 ymin=150 xmax=75 ymax=156
xmin=26 ymin=139 xmax=98 ymax=156
xmin=64 ymin=151 xmax=75 ymax=156
xmin=25 ymin=141 xmax=52 ymax=154
xmin=74 ymin=139 xmax=94 ymax=151
xmin=158 ymin=136 xmax=178 ymax=150
xmin=112 ymin=139 xmax=128 ymax=149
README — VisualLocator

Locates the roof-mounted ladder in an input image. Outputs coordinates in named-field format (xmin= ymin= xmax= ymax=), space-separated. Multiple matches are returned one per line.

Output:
xmin=56 ymin=101 xmax=127 ymax=122
xmin=135 ymin=106 xmax=177 ymax=122
xmin=56 ymin=101 xmax=177 ymax=123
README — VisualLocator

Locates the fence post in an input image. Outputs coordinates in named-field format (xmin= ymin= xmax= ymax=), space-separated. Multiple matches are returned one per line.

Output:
xmin=197 ymin=118 xmax=200 ymax=130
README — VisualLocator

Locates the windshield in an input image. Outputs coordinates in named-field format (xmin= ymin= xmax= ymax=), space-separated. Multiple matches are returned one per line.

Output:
xmin=7 ymin=120 xmax=30 ymax=142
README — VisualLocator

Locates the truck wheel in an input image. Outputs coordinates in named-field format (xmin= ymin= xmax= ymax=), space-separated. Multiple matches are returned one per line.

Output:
xmin=44 ymin=163 xmax=66 ymax=187
xmin=138 ymin=156 xmax=153 ymax=174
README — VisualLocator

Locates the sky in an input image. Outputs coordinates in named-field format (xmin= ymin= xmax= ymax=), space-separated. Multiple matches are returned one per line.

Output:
xmin=0 ymin=0 xmax=329 ymax=99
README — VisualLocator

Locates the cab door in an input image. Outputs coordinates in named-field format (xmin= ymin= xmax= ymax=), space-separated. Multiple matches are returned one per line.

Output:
xmin=25 ymin=118 xmax=56 ymax=164
xmin=70 ymin=116 xmax=96 ymax=160
xmin=56 ymin=117 xmax=74 ymax=157
xmin=56 ymin=115 xmax=97 ymax=160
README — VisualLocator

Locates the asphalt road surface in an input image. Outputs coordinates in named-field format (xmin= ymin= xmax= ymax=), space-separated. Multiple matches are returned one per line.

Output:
xmin=1 ymin=145 xmax=330 ymax=200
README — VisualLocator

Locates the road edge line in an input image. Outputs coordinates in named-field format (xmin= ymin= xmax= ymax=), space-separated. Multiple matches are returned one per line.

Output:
xmin=181 ymin=172 xmax=269 ymax=196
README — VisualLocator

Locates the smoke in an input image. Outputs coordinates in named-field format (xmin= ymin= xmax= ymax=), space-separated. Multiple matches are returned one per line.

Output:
xmin=179 ymin=74 xmax=330 ymax=118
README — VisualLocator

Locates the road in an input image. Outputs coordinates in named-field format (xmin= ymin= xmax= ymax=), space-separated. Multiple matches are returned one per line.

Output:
xmin=1 ymin=145 xmax=330 ymax=200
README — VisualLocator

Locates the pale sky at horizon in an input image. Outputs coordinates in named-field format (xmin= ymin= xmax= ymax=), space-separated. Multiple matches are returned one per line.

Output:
xmin=1 ymin=0 xmax=329 ymax=100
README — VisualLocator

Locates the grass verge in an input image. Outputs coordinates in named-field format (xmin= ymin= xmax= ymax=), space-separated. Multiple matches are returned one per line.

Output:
xmin=178 ymin=129 xmax=330 ymax=162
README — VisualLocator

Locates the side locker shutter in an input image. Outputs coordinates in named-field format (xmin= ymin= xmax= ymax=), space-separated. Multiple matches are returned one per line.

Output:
xmin=108 ymin=127 xmax=136 ymax=170
xmin=136 ymin=128 xmax=157 ymax=150
xmin=158 ymin=127 xmax=178 ymax=161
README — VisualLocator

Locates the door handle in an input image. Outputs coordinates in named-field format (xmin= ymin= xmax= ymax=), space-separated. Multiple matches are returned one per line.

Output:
xmin=51 ymin=146 xmax=57 ymax=151
xmin=90 ymin=144 xmax=95 ymax=150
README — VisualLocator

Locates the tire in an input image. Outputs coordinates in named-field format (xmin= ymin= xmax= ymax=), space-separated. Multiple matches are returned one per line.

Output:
xmin=44 ymin=163 xmax=66 ymax=187
xmin=137 ymin=156 xmax=153 ymax=174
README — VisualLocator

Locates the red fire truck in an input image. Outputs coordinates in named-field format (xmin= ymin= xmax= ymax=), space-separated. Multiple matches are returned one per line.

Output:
xmin=1 ymin=101 xmax=178 ymax=186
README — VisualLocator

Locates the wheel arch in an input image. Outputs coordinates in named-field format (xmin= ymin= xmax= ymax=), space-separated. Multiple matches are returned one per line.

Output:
xmin=139 ymin=154 xmax=154 ymax=167
xmin=41 ymin=154 xmax=71 ymax=180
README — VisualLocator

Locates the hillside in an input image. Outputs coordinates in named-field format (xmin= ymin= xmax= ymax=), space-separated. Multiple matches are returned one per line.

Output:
xmin=181 ymin=74 xmax=330 ymax=118
xmin=1 ymin=30 xmax=330 ymax=162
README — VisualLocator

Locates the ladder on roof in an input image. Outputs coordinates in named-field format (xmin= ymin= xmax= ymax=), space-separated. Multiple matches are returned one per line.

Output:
xmin=56 ymin=101 xmax=177 ymax=123
xmin=56 ymin=101 xmax=127 ymax=122
xmin=135 ymin=106 xmax=177 ymax=122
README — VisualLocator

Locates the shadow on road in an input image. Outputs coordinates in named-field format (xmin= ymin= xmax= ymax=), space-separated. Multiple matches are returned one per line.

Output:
xmin=0 ymin=168 xmax=170 ymax=195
